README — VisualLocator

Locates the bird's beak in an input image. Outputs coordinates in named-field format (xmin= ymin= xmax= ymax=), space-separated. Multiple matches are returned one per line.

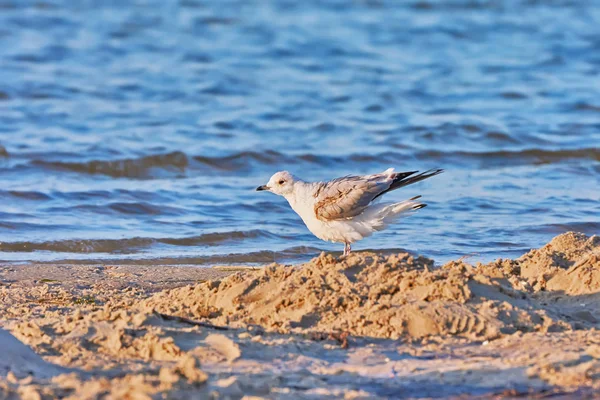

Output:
xmin=256 ymin=185 xmax=269 ymax=191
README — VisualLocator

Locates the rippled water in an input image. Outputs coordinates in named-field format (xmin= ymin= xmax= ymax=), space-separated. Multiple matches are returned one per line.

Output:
xmin=0 ymin=0 xmax=598 ymax=265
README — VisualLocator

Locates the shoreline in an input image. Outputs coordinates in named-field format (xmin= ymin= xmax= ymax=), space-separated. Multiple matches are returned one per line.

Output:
xmin=1 ymin=232 xmax=599 ymax=399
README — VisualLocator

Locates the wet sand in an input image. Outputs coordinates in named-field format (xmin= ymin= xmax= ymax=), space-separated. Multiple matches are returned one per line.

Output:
xmin=1 ymin=232 xmax=599 ymax=399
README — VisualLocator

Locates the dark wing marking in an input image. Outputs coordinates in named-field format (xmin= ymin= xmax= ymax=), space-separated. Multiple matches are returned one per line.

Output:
xmin=372 ymin=169 xmax=443 ymax=200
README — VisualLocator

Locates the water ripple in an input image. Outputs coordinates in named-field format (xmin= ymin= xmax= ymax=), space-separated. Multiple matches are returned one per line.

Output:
xmin=0 ymin=0 xmax=597 ymax=264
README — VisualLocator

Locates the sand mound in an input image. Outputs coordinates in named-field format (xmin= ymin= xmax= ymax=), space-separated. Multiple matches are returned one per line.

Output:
xmin=517 ymin=232 xmax=600 ymax=294
xmin=1 ymin=232 xmax=599 ymax=398
xmin=0 ymin=329 xmax=67 ymax=380
xmin=143 ymin=233 xmax=599 ymax=340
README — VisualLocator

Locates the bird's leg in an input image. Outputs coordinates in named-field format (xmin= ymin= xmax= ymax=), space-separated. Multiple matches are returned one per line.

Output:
xmin=343 ymin=242 xmax=351 ymax=256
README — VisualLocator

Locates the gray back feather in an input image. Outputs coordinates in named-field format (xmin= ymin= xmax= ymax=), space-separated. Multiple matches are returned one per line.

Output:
xmin=313 ymin=173 xmax=392 ymax=221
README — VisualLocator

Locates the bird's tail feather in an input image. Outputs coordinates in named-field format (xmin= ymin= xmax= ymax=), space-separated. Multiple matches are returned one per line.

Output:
xmin=363 ymin=197 xmax=426 ymax=232
xmin=385 ymin=198 xmax=426 ymax=221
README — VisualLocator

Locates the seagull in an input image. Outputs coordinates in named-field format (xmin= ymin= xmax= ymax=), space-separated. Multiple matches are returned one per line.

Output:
xmin=256 ymin=168 xmax=443 ymax=256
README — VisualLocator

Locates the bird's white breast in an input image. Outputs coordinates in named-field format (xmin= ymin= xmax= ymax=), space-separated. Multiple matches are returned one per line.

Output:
xmin=285 ymin=183 xmax=367 ymax=244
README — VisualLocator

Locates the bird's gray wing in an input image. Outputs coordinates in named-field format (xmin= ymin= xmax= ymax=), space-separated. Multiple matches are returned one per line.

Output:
xmin=313 ymin=168 xmax=443 ymax=221
xmin=313 ymin=172 xmax=394 ymax=221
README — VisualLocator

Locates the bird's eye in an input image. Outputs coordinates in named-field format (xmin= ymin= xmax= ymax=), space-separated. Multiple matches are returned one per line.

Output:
xmin=278 ymin=179 xmax=285 ymax=185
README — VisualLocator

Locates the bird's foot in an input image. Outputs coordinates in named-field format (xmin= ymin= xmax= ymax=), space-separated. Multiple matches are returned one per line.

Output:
xmin=343 ymin=243 xmax=351 ymax=257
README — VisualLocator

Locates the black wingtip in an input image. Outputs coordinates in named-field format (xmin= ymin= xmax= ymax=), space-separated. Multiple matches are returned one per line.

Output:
xmin=388 ymin=168 xmax=443 ymax=191
xmin=413 ymin=204 xmax=427 ymax=210
xmin=421 ymin=168 xmax=444 ymax=177
xmin=373 ymin=168 xmax=443 ymax=201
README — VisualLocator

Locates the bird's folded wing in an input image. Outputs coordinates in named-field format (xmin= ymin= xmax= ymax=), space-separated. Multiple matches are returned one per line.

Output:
xmin=313 ymin=175 xmax=391 ymax=221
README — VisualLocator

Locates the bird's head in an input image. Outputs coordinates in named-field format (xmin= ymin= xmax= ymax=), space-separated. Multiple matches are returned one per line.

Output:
xmin=256 ymin=171 xmax=296 ymax=196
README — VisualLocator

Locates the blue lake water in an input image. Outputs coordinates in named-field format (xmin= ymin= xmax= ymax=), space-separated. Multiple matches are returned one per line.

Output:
xmin=0 ymin=0 xmax=598 ymax=265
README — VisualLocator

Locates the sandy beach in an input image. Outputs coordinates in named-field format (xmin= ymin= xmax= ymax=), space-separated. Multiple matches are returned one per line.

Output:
xmin=1 ymin=231 xmax=599 ymax=399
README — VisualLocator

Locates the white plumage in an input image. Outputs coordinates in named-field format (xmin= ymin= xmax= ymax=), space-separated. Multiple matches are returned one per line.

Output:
xmin=256 ymin=168 xmax=443 ymax=255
